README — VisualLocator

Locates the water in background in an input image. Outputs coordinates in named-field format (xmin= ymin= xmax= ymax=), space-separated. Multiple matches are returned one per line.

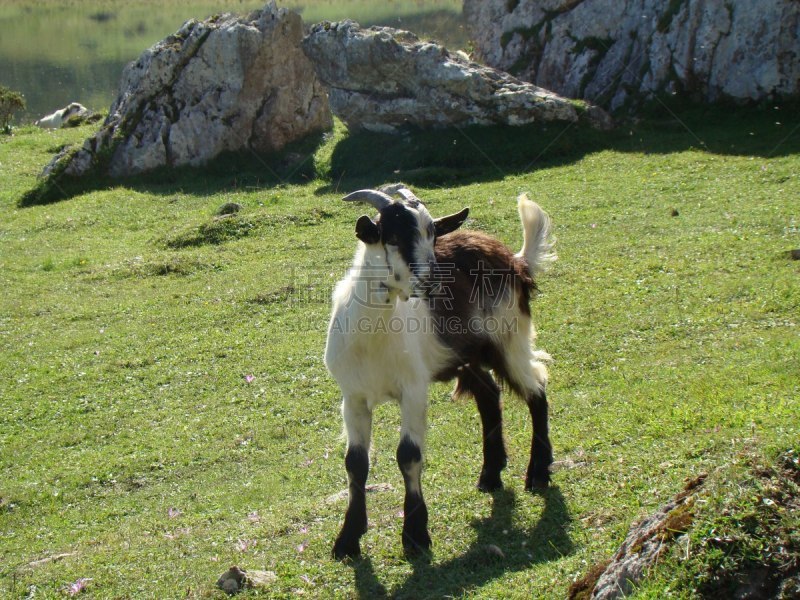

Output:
xmin=0 ymin=0 xmax=466 ymax=124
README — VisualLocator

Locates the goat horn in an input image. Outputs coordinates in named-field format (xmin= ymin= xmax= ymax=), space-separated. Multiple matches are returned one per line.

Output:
xmin=342 ymin=189 xmax=394 ymax=211
xmin=395 ymin=187 xmax=421 ymax=205
xmin=378 ymin=183 xmax=421 ymax=204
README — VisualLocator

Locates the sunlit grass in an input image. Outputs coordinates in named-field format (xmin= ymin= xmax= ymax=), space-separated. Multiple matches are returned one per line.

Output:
xmin=0 ymin=108 xmax=798 ymax=597
xmin=0 ymin=0 xmax=463 ymax=63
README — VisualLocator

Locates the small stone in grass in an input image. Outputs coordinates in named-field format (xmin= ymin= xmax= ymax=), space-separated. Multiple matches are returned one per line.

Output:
xmin=217 ymin=566 xmax=246 ymax=595
xmin=670 ymin=208 xmax=679 ymax=217
xmin=217 ymin=202 xmax=243 ymax=216
xmin=216 ymin=566 xmax=277 ymax=595
xmin=485 ymin=544 xmax=505 ymax=559
xmin=246 ymin=570 xmax=278 ymax=587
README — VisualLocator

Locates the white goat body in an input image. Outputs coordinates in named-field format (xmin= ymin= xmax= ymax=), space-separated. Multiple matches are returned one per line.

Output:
xmin=325 ymin=187 xmax=556 ymax=559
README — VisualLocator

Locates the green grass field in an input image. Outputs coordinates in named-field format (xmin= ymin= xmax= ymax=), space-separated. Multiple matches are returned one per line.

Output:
xmin=0 ymin=0 xmax=462 ymax=63
xmin=1 ymin=107 xmax=798 ymax=598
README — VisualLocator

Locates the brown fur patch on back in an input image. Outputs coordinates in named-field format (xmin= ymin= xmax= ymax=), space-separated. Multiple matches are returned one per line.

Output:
xmin=429 ymin=230 xmax=537 ymax=387
xmin=435 ymin=230 xmax=534 ymax=316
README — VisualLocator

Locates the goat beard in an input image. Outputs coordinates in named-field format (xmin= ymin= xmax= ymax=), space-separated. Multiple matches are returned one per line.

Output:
xmin=380 ymin=281 xmax=411 ymax=302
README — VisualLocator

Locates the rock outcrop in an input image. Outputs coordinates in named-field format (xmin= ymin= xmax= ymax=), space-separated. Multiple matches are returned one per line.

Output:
xmin=44 ymin=2 xmax=331 ymax=179
xmin=464 ymin=0 xmax=800 ymax=112
xmin=302 ymin=20 xmax=611 ymax=133
xmin=568 ymin=474 xmax=707 ymax=600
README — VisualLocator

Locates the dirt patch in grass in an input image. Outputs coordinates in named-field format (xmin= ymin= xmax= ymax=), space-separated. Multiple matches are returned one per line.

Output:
xmin=161 ymin=209 xmax=334 ymax=248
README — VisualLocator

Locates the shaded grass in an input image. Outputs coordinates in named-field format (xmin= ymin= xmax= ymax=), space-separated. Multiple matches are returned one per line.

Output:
xmin=329 ymin=104 xmax=800 ymax=186
xmin=0 ymin=107 xmax=798 ymax=597
xmin=17 ymin=128 xmax=331 ymax=207
xmin=23 ymin=103 xmax=800 ymax=208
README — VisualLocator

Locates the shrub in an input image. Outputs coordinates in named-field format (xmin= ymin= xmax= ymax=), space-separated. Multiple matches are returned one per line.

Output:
xmin=0 ymin=86 xmax=26 ymax=134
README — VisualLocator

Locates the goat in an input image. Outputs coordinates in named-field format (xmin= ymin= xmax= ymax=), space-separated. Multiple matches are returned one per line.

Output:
xmin=324 ymin=185 xmax=556 ymax=559
xmin=35 ymin=102 xmax=87 ymax=129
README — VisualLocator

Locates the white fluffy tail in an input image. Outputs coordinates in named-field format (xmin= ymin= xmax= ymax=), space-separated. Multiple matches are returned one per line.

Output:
xmin=516 ymin=193 xmax=557 ymax=276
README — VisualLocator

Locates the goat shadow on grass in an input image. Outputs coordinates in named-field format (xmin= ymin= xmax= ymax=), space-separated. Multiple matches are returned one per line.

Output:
xmin=352 ymin=487 xmax=573 ymax=599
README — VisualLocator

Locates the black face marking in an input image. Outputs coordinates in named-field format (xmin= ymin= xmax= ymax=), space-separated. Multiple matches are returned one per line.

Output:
xmin=377 ymin=203 xmax=419 ymax=269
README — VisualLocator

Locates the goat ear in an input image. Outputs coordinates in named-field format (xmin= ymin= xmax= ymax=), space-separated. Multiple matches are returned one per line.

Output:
xmin=355 ymin=215 xmax=381 ymax=244
xmin=434 ymin=207 xmax=469 ymax=237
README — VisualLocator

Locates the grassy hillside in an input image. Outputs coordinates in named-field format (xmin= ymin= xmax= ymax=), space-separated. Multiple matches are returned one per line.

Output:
xmin=0 ymin=0 xmax=462 ymax=63
xmin=0 ymin=108 xmax=798 ymax=598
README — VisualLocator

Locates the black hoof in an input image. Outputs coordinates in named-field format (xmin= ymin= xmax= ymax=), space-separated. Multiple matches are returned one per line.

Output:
xmin=524 ymin=471 xmax=550 ymax=491
xmin=477 ymin=470 xmax=503 ymax=492
xmin=332 ymin=536 xmax=361 ymax=561
xmin=402 ymin=530 xmax=432 ymax=558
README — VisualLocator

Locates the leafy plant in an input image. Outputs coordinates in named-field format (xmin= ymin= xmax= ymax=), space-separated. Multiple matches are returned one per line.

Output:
xmin=0 ymin=85 xmax=25 ymax=134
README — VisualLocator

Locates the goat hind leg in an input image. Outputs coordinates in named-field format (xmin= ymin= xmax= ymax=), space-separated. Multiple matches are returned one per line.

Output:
xmin=502 ymin=345 xmax=553 ymax=490
xmin=456 ymin=367 xmax=507 ymax=491
xmin=525 ymin=386 xmax=552 ymax=490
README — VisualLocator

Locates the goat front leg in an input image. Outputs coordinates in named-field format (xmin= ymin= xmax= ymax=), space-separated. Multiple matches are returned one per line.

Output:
xmin=397 ymin=393 xmax=432 ymax=556
xmin=333 ymin=396 xmax=373 ymax=560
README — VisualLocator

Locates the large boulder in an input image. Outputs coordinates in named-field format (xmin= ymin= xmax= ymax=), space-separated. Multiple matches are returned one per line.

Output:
xmin=464 ymin=0 xmax=800 ymax=112
xmin=44 ymin=2 xmax=331 ymax=179
xmin=302 ymin=20 xmax=611 ymax=133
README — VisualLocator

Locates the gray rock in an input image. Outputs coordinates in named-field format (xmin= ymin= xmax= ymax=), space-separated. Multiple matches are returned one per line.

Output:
xmin=216 ymin=202 xmax=243 ymax=216
xmin=302 ymin=20 xmax=611 ymax=132
xmin=573 ymin=474 xmax=706 ymax=599
xmin=43 ymin=2 xmax=331 ymax=180
xmin=464 ymin=0 xmax=800 ymax=112
xmin=216 ymin=566 xmax=277 ymax=595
